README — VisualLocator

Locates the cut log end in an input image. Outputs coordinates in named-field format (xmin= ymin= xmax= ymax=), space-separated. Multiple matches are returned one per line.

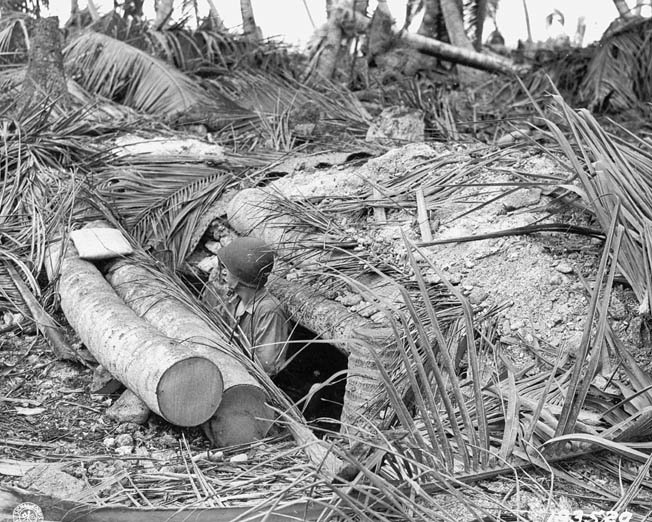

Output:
xmin=157 ymin=357 xmax=223 ymax=427
xmin=202 ymin=384 xmax=273 ymax=448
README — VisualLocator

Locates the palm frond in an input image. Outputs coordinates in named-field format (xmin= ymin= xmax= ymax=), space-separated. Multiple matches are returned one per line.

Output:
xmin=0 ymin=13 xmax=29 ymax=61
xmin=207 ymin=70 xmax=372 ymax=140
xmin=580 ymin=17 xmax=652 ymax=111
xmin=553 ymin=211 xmax=621 ymax=437
xmin=63 ymin=30 xmax=210 ymax=116
xmin=539 ymin=92 xmax=652 ymax=313
xmin=89 ymin=159 xmax=239 ymax=268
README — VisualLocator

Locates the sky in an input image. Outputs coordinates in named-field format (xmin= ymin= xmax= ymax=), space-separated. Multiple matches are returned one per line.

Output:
xmin=46 ymin=0 xmax=622 ymax=49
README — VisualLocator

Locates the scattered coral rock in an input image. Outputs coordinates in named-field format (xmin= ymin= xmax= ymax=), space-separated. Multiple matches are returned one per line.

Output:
xmin=115 ymin=433 xmax=134 ymax=448
xmin=18 ymin=465 xmax=84 ymax=499
xmin=365 ymin=106 xmax=425 ymax=146
xmin=105 ymin=389 xmax=150 ymax=425
xmin=501 ymin=188 xmax=542 ymax=211
xmin=555 ymin=262 xmax=574 ymax=274
xmin=90 ymin=364 xmax=122 ymax=394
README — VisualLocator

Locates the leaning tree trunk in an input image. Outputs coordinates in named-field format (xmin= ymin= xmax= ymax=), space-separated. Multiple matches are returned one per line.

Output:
xmin=613 ymin=0 xmax=634 ymax=17
xmin=206 ymin=0 xmax=227 ymax=31
xmin=18 ymin=17 xmax=70 ymax=113
xmin=324 ymin=5 xmax=518 ymax=75
xmin=439 ymin=0 xmax=482 ymax=84
xmin=47 ymin=244 xmax=224 ymax=427
xmin=154 ymin=0 xmax=174 ymax=30
xmin=398 ymin=29 xmax=516 ymax=73
xmin=240 ymin=0 xmax=262 ymax=41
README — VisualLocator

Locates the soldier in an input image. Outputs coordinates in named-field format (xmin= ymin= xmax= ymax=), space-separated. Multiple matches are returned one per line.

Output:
xmin=205 ymin=237 xmax=289 ymax=376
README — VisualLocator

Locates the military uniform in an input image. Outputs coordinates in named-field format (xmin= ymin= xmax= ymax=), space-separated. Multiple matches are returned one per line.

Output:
xmin=226 ymin=290 xmax=289 ymax=376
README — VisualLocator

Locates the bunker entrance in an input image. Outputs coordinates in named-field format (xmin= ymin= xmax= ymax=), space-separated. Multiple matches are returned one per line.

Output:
xmin=273 ymin=323 xmax=348 ymax=436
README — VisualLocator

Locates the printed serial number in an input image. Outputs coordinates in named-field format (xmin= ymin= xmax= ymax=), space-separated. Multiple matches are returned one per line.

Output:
xmin=549 ymin=511 xmax=632 ymax=522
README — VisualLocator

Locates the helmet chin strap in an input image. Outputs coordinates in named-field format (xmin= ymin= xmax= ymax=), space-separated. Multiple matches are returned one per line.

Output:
xmin=226 ymin=279 xmax=240 ymax=296
xmin=229 ymin=279 xmax=259 ymax=304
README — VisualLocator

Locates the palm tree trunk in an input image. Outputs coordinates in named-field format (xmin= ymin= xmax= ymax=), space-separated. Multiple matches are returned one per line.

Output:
xmin=613 ymin=0 xmax=634 ymax=17
xmin=522 ymin=0 xmax=532 ymax=42
xmin=18 ymin=16 xmax=70 ymax=113
xmin=206 ymin=0 xmax=227 ymax=31
xmin=572 ymin=16 xmax=586 ymax=47
xmin=87 ymin=0 xmax=100 ymax=22
xmin=240 ymin=0 xmax=262 ymax=41
xmin=154 ymin=0 xmax=174 ymax=30
xmin=418 ymin=0 xmax=442 ymax=36
xmin=67 ymin=0 xmax=81 ymax=27
xmin=472 ymin=0 xmax=488 ymax=49
xmin=439 ymin=0 xmax=483 ymax=83
xmin=313 ymin=2 xmax=370 ymax=80
xmin=319 ymin=15 xmax=344 ymax=78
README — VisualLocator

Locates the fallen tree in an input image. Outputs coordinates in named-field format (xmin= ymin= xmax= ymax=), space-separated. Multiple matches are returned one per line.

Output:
xmin=310 ymin=3 xmax=519 ymax=78
xmin=105 ymin=260 xmax=273 ymax=447
xmin=46 ymin=243 xmax=224 ymax=427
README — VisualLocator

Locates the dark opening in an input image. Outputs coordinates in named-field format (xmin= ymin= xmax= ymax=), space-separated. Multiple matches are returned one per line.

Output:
xmin=273 ymin=323 xmax=348 ymax=436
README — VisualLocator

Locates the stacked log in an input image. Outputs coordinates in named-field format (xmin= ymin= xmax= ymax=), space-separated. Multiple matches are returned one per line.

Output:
xmin=47 ymin=244 xmax=224 ymax=427
xmin=106 ymin=261 xmax=273 ymax=447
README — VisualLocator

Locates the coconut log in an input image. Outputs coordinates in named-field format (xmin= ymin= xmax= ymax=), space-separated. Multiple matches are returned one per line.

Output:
xmin=321 ymin=4 xmax=519 ymax=75
xmin=227 ymin=189 xmax=397 ymax=430
xmin=268 ymin=275 xmax=394 ymax=356
xmin=105 ymin=260 xmax=273 ymax=447
xmin=227 ymin=188 xmax=347 ymax=270
xmin=107 ymin=261 xmax=343 ymax=473
xmin=268 ymin=275 xmax=395 ymax=429
xmin=47 ymin=244 xmax=224 ymax=427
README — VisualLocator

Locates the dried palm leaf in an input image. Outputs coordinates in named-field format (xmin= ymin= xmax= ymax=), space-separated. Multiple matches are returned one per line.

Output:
xmin=88 ymin=161 xmax=237 ymax=269
xmin=540 ymin=92 xmax=652 ymax=313
xmin=64 ymin=31 xmax=211 ymax=116
xmin=580 ymin=17 xmax=652 ymax=111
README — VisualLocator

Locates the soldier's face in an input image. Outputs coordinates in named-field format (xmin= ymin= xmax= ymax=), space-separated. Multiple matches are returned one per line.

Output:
xmin=225 ymin=269 xmax=239 ymax=290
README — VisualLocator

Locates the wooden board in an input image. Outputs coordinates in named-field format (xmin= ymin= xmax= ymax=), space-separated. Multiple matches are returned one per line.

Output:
xmin=70 ymin=228 xmax=133 ymax=260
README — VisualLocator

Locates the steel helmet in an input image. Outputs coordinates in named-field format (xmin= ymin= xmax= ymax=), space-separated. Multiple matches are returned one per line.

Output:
xmin=217 ymin=237 xmax=275 ymax=288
